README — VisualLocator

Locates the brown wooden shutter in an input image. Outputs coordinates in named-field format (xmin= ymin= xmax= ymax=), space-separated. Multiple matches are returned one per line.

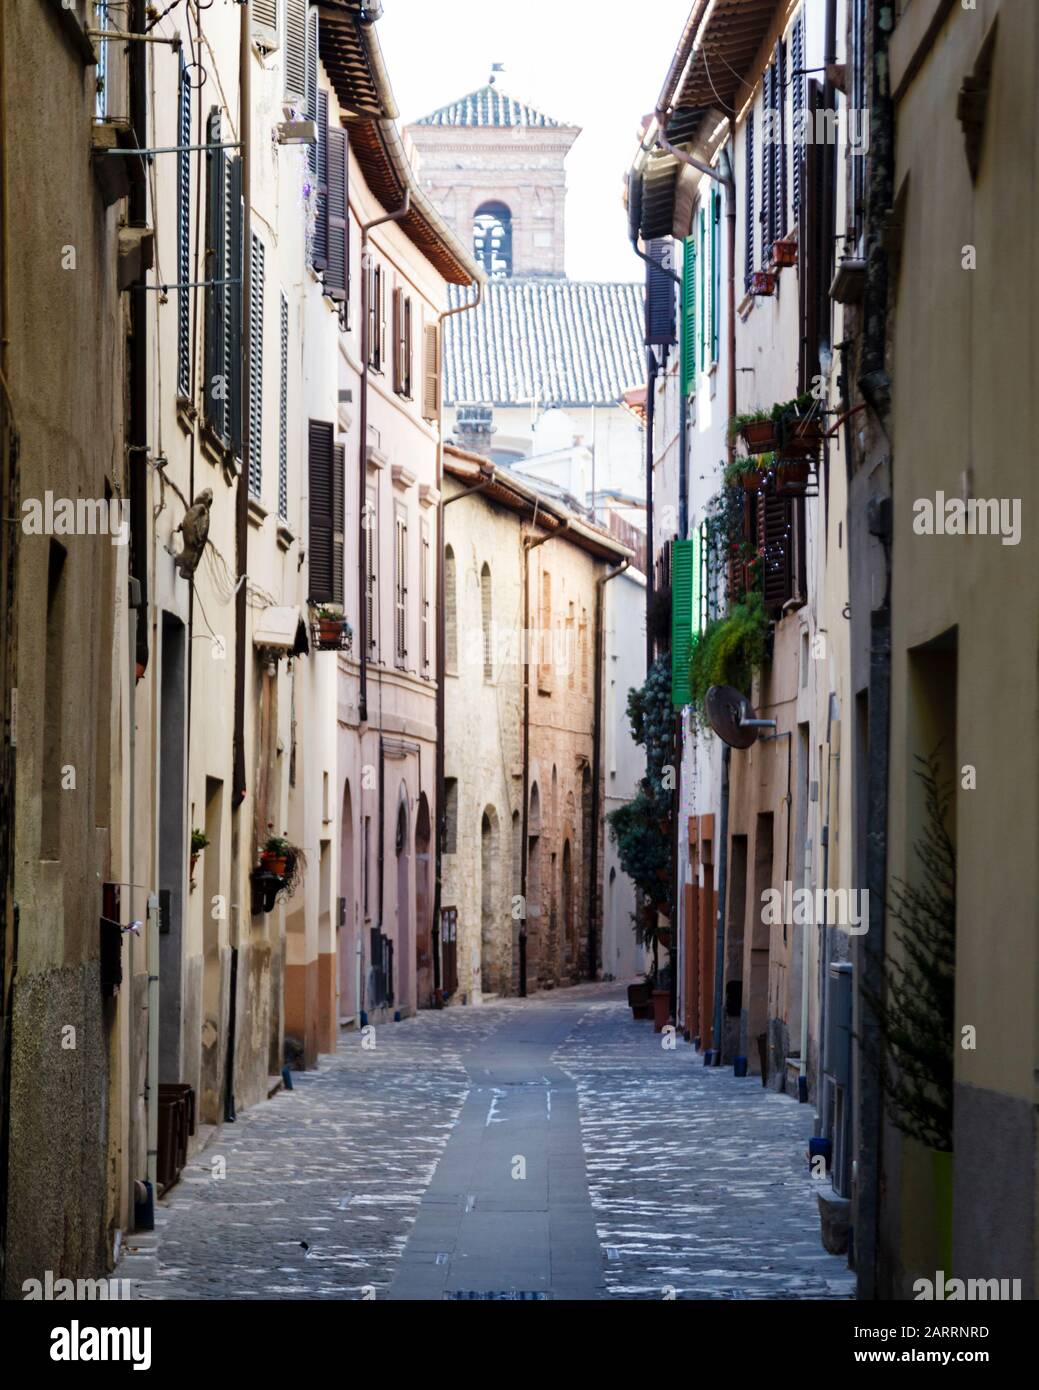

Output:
xmin=758 ymin=493 xmax=793 ymax=609
xmin=420 ymin=519 xmax=430 ymax=671
xmin=308 ymin=419 xmax=335 ymax=603
xmin=403 ymin=297 xmax=413 ymax=397
xmin=392 ymin=286 xmax=403 ymax=393
xmin=394 ymin=507 xmax=407 ymax=666
xmin=744 ymin=110 xmax=755 ymax=288
xmin=365 ymin=484 xmax=377 ymax=653
xmin=325 ymin=124 xmax=347 ymax=301
xmin=422 ymin=321 xmax=439 ymax=420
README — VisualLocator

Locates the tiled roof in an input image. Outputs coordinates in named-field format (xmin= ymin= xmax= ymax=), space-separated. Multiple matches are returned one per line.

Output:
xmin=416 ymin=85 xmax=565 ymax=129
xmin=444 ymin=279 xmax=645 ymax=408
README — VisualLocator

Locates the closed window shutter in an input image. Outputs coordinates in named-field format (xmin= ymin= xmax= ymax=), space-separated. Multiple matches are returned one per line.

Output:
xmin=226 ymin=155 xmax=243 ymax=458
xmin=710 ymin=189 xmax=721 ymax=362
xmin=307 ymin=419 xmax=335 ymax=603
xmin=801 ymin=79 xmax=824 ymax=388
xmin=253 ymin=0 xmax=277 ymax=30
xmin=305 ymin=9 xmax=319 ymax=165
xmin=204 ymin=108 xmax=225 ymax=436
xmin=365 ymin=486 xmax=377 ymax=654
xmin=777 ymin=41 xmax=788 ymax=236
xmin=670 ymin=537 xmax=696 ymax=707
xmin=312 ymin=89 xmax=329 ymax=271
xmin=177 ymin=60 xmax=191 ymax=399
xmin=420 ymin=521 xmax=430 ymax=670
xmin=698 ymin=207 xmax=706 ymax=371
xmin=761 ymin=67 xmax=772 ymax=264
xmin=758 ymin=493 xmax=794 ymax=609
xmin=325 ymin=123 xmax=348 ymax=299
xmin=331 ymin=443 xmax=345 ymax=606
xmin=392 ymin=287 xmax=402 ymax=393
xmin=284 ymin=0 xmax=307 ymax=103
xmin=248 ymin=233 xmax=265 ymax=497
xmin=744 ymin=111 xmax=755 ymax=287
xmin=278 ymin=293 xmax=289 ymax=520
xmin=791 ymin=10 xmax=805 ymax=224
xmin=680 ymin=235 xmax=696 ymax=396
xmin=379 ymin=268 xmax=387 ymax=371
xmin=422 ymin=321 xmax=439 ymax=420
xmin=643 ymin=238 xmax=675 ymax=346
xmin=394 ymin=510 xmax=408 ymax=665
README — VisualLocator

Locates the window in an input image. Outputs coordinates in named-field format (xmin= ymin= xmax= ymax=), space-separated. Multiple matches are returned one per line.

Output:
xmin=444 ymin=544 xmax=457 ymax=673
xmin=394 ymin=505 xmax=408 ymax=667
xmin=567 ymin=602 xmax=575 ymax=691
xmin=367 ymin=260 xmax=386 ymax=372
xmin=284 ymin=0 xmax=308 ymax=103
xmin=393 ymin=287 xmax=413 ymax=398
xmin=443 ymin=778 xmax=458 ymax=854
xmin=680 ymin=234 xmax=696 ymax=396
xmin=538 ymin=568 xmax=552 ymax=693
xmin=422 ymin=322 xmax=440 ymax=421
xmin=480 ymin=562 xmax=492 ymax=682
xmin=204 ymin=109 xmax=242 ymax=455
xmin=305 ymin=8 xmax=319 ymax=163
xmin=365 ymin=484 xmax=377 ymax=656
xmin=248 ymin=233 xmax=265 ymax=498
xmin=420 ymin=520 xmax=431 ymax=672
xmin=95 ymin=2 xmax=108 ymax=119
xmin=177 ymin=58 xmax=191 ymax=399
xmin=791 ymin=8 xmax=806 ymax=225
xmin=711 ymin=188 xmax=721 ymax=362
xmin=324 ymin=122 xmax=350 ymax=319
xmin=744 ymin=110 xmax=756 ymax=289
xmin=278 ymin=294 xmax=289 ymax=520
xmin=307 ymin=420 xmax=344 ymax=606
xmin=311 ymin=89 xmax=329 ymax=271
xmin=473 ymin=200 xmax=512 ymax=278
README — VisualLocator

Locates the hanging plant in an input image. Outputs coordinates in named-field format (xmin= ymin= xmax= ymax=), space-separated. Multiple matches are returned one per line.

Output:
xmin=688 ymin=589 xmax=768 ymax=728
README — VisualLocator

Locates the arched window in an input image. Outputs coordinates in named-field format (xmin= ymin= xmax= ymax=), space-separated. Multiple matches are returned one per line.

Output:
xmin=445 ymin=545 xmax=458 ymax=674
xmin=480 ymin=562 xmax=492 ymax=681
xmin=473 ymin=201 xmax=513 ymax=278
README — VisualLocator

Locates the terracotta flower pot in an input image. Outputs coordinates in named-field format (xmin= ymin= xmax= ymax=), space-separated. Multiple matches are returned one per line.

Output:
xmin=771 ymin=239 xmax=797 ymax=268
xmin=775 ymin=459 xmax=811 ymax=495
xmin=740 ymin=421 xmax=777 ymax=454
xmin=261 ymin=851 xmax=288 ymax=877
xmin=750 ymin=269 xmax=777 ymax=296
xmin=782 ymin=417 xmax=824 ymax=457
xmin=651 ymin=989 xmax=670 ymax=1032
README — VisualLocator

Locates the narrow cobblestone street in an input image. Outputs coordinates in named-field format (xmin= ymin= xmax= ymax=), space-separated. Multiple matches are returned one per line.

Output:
xmin=125 ymin=986 xmax=853 ymax=1301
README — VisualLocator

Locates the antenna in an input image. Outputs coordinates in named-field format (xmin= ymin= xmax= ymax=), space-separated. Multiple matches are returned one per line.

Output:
xmin=705 ymin=685 xmax=777 ymax=749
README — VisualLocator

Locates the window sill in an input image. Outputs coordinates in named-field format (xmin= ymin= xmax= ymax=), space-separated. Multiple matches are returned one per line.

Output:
xmin=175 ymin=396 xmax=198 ymax=437
xmin=276 ymin=521 xmax=294 ymax=551
xmin=247 ymin=495 xmax=268 ymax=529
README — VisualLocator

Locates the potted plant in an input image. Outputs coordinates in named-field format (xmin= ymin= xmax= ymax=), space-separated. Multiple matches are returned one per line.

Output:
xmin=771 ymin=237 xmax=797 ymax=269
xmin=724 ymin=455 xmax=764 ymax=492
xmin=689 ymin=590 xmax=769 ymax=730
xmin=310 ymin=604 xmax=352 ymax=652
xmin=190 ymin=828 xmax=209 ymax=889
xmin=750 ymin=269 xmax=777 ymax=296
xmin=728 ymin=408 xmax=777 ymax=455
xmin=773 ymin=393 xmax=825 ymax=457
xmin=775 ymin=458 xmax=812 ymax=495
xmin=261 ymin=830 xmax=291 ymax=878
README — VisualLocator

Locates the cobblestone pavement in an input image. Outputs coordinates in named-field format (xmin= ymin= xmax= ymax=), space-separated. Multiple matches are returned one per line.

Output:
xmin=125 ymin=984 xmax=854 ymax=1300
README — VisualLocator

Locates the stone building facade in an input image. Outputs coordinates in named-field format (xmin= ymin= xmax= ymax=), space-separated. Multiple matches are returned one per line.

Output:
xmin=442 ymin=447 xmax=631 ymax=1001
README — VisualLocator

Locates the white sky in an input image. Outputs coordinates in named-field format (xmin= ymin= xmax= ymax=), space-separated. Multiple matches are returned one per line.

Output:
xmin=375 ymin=0 xmax=693 ymax=283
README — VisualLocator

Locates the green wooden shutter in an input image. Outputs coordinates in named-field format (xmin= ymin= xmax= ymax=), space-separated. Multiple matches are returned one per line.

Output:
xmin=680 ymin=236 xmax=696 ymax=397
xmin=671 ymin=538 xmax=696 ymax=707
xmin=711 ymin=189 xmax=721 ymax=362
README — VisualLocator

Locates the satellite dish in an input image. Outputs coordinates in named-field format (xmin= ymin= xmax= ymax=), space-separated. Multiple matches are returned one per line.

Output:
xmin=705 ymin=685 xmax=776 ymax=748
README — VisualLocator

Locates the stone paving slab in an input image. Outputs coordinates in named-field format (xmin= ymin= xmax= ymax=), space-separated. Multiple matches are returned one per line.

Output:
xmin=125 ymin=983 xmax=854 ymax=1301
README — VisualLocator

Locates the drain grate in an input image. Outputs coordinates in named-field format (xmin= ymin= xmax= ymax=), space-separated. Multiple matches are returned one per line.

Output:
xmin=444 ymin=1291 xmax=551 ymax=1301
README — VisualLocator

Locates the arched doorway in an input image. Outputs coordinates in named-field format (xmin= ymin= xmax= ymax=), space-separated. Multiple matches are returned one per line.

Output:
xmin=415 ymin=793 xmax=432 ymax=1008
xmin=394 ymin=790 xmax=411 ymax=1013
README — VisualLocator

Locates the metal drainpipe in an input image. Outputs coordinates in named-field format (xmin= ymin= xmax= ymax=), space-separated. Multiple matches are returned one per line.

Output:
xmin=519 ymin=520 xmax=570 ymax=997
xmin=591 ymin=558 xmax=631 ymax=981
xmin=643 ymin=348 xmax=657 ymax=675
xmin=358 ymin=191 xmax=411 ymax=728
xmin=431 ymin=282 xmax=481 ymax=1003
xmin=711 ymin=744 xmax=730 ymax=1058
